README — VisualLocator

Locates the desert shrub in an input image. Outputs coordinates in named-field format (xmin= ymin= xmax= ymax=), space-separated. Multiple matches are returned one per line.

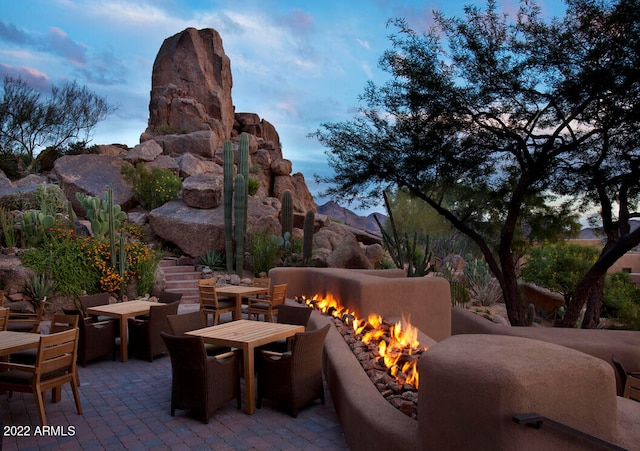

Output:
xmin=463 ymin=256 xmax=501 ymax=306
xmin=121 ymin=164 xmax=182 ymax=210
xmin=0 ymin=207 xmax=16 ymax=247
xmin=602 ymin=272 xmax=640 ymax=330
xmin=248 ymin=177 xmax=260 ymax=196
xmin=250 ymin=229 xmax=280 ymax=275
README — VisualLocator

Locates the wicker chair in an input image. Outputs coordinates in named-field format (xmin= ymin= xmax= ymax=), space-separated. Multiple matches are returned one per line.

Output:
xmin=260 ymin=304 xmax=313 ymax=353
xmin=247 ymin=283 xmax=287 ymax=322
xmin=0 ymin=328 xmax=82 ymax=426
xmin=612 ymin=355 xmax=640 ymax=400
xmin=166 ymin=311 xmax=231 ymax=356
xmin=154 ymin=290 xmax=183 ymax=304
xmin=198 ymin=278 xmax=235 ymax=325
xmin=63 ymin=308 xmax=116 ymax=366
xmin=128 ymin=301 xmax=179 ymax=362
xmin=7 ymin=298 xmax=47 ymax=333
xmin=257 ymin=324 xmax=330 ymax=417
xmin=160 ymin=332 xmax=240 ymax=423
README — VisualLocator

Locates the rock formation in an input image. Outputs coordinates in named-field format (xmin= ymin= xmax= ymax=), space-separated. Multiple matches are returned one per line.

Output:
xmin=1 ymin=27 xmax=382 ymax=270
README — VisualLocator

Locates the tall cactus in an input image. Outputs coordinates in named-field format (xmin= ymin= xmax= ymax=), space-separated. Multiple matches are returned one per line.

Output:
xmin=238 ymin=132 xmax=250 ymax=227
xmin=107 ymin=186 xmax=117 ymax=268
xmin=234 ymin=174 xmax=247 ymax=276
xmin=303 ymin=210 xmax=314 ymax=264
xmin=223 ymin=140 xmax=234 ymax=272
xmin=281 ymin=189 xmax=293 ymax=238
xmin=118 ymin=229 xmax=128 ymax=294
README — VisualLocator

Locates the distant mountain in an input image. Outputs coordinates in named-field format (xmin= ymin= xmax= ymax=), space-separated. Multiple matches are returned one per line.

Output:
xmin=317 ymin=201 xmax=386 ymax=234
xmin=579 ymin=219 xmax=640 ymax=240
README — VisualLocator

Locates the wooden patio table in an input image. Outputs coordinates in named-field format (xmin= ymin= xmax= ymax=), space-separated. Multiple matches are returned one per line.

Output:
xmin=214 ymin=286 xmax=269 ymax=320
xmin=86 ymin=300 xmax=159 ymax=362
xmin=186 ymin=320 xmax=304 ymax=414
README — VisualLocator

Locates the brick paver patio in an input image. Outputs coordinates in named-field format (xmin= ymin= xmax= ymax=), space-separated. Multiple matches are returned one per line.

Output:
xmin=0 ymin=309 xmax=348 ymax=450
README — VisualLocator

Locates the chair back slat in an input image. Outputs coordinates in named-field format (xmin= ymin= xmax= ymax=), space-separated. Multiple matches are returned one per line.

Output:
xmin=199 ymin=278 xmax=220 ymax=308
xmin=271 ymin=284 xmax=288 ymax=307
xmin=36 ymin=328 xmax=79 ymax=374
xmin=0 ymin=307 xmax=9 ymax=331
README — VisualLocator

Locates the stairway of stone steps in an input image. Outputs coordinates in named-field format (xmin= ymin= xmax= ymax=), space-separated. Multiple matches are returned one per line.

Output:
xmin=159 ymin=258 xmax=201 ymax=304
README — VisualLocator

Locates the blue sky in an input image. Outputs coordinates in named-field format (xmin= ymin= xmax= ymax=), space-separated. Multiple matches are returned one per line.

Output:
xmin=1 ymin=0 xmax=566 ymax=214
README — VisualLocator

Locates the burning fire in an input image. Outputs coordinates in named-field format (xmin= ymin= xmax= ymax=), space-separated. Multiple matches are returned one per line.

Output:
xmin=297 ymin=294 xmax=426 ymax=389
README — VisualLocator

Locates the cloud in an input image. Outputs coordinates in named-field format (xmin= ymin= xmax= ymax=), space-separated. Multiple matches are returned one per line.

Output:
xmin=0 ymin=63 xmax=50 ymax=91
xmin=356 ymin=38 xmax=371 ymax=50
xmin=0 ymin=21 xmax=34 ymax=45
xmin=46 ymin=26 xmax=87 ymax=67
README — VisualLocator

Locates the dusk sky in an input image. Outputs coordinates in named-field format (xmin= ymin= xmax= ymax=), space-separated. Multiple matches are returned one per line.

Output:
xmin=1 ymin=0 xmax=566 ymax=213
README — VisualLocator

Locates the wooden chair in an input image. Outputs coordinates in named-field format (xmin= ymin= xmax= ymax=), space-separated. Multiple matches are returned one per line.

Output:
xmin=257 ymin=324 xmax=330 ymax=417
xmin=247 ymin=283 xmax=287 ymax=322
xmin=0 ymin=307 xmax=9 ymax=331
xmin=160 ymin=332 xmax=240 ymax=423
xmin=198 ymin=278 xmax=235 ymax=326
xmin=10 ymin=313 xmax=79 ymax=365
xmin=0 ymin=328 xmax=82 ymax=426
xmin=128 ymin=301 xmax=179 ymax=362
xmin=63 ymin=308 xmax=116 ymax=367
xmin=7 ymin=298 xmax=47 ymax=333
xmin=166 ymin=311 xmax=231 ymax=356
xmin=244 ymin=277 xmax=271 ymax=318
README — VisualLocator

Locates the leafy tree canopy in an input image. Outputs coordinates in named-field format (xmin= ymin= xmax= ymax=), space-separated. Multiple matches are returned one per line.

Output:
xmin=311 ymin=0 xmax=639 ymax=326
xmin=0 ymin=76 xmax=113 ymax=176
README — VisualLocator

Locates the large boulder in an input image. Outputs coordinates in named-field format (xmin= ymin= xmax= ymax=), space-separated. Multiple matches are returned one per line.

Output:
xmin=176 ymin=153 xmax=221 ymax=178
xmin=273 ymin=173 xmax=317 ymax=214
xmin=326 ymin=233 xmax=372 ymax=269
xmin=145 ymin=28 xmax=234 ymax=140
xmin=181 ymin=173 xmax=223 ymax=209
xmin=151 ymin=130 xmax=223 ymax=159
xmin=53 ymin=154 xmax=135 ymax=216
xmin=148 ymin=196 xmax=280 ymax=257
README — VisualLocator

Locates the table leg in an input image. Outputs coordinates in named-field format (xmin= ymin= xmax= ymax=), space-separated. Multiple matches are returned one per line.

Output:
xmin=243 ymin=344 xmax=256 ymax=414
xmin=119 ymin=315 xmax=128 ymax=362
xmin=235 ymin=295 xmax=242 ymax=321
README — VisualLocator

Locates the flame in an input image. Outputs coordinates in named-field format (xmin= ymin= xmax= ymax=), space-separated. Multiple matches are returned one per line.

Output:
xmin=297 ymin=294 xmax=427 ymax=389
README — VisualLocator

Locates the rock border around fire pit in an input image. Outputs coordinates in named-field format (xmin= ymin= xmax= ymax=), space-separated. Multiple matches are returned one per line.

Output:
xmin=308 ymin=307 xmax=421 ymax=451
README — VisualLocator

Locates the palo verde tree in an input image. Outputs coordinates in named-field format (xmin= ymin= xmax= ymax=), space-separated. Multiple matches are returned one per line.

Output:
xmin=548 ymin=0 xmax=640 ymax=328
xmin=310 ymin=0 xmax=632 ymax=326
xmin=0 ymin=76 xmax=112 ymax=175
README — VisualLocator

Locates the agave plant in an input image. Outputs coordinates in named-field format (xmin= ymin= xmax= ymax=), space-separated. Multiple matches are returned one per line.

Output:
xmin=23 ymin=272 xmax=57 ymax=305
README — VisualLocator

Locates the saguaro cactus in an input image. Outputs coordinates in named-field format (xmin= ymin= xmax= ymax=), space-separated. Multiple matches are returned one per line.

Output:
xmin=223 ymin=140 xmax=234 ymax=272
xmin=234 ymin=174 xmax=247 ymax=276
xmin=281 ymin=189 xmax=293 ymax=238
xmin=303 ymin=210 xmax=315 ymax=264
xmin=238 ymin=132 xmax=250 ymax=226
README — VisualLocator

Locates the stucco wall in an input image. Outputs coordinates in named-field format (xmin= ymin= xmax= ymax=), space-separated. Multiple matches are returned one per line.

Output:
xmin=269 ymin=267 xmax=451 ymax=341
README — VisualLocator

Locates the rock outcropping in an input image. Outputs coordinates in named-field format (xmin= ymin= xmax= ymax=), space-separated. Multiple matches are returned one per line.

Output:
xmin=2 ymin=27 xmax=382 ymax=270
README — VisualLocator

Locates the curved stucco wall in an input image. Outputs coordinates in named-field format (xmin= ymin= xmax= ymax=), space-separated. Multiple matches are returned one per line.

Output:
xmin=270 ymin=267 xmax=451 ymax=341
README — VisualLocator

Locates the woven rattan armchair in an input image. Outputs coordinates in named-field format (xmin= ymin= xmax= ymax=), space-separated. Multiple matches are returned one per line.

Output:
xmin=153 ymin=290 xmax=183 ymax=304
xmin=160 ymin=331 xmax=240 ymax=423
xmin=63 ymin=308 xmax=116 ymax=366
xmin=260 ymin=304 xmax=313 ymax=354
xmin=166 ymin=311 xmax=231 ymax=356
xmin=128 ymin=301 xmax=179 ymax=362
xmin=0 ymin=328 xmax=82 ymax=426
xmin=257 ymin=324 xmax=330 ymax=417
xmin=247 ymin=283 xmax=287 ymax=322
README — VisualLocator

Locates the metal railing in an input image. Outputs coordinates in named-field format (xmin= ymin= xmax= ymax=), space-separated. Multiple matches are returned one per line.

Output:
xmin=512 ymin=413 xmax=626 ymax=451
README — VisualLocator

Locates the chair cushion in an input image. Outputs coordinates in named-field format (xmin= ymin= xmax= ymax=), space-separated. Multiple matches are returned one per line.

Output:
xmin=216 ymin=300 xmax=236 ymax=309
xmin=249 ymin=302 xmax=271 ymax=311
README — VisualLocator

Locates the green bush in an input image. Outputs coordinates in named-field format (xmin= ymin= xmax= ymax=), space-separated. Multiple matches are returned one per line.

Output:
xmin=603 ymin=272 xmax=640 ymax=330
xmin=249 ymin=229 xmax=280 ymax=276
xmin=248 ymin=177 xmax=260 ymax=196
xmin=121 ymin=164 xmax=182 ymax=210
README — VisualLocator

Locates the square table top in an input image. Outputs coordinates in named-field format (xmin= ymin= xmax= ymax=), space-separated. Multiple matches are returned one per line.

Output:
xmin=86 ymin=299 xmax=159 ymax=316
xmin=215 ymin=286 xmax=269 ymax=296
xmin=186 ymin=319 xmax=304 ymax=348
xmin=0 ymin=331 xmax=41 ymax=356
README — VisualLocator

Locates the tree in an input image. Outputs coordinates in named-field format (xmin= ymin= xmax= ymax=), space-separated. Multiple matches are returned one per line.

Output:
xmin=0 ymin=77 xmax=112 ymax=175
xmin=520 ymin=242 xmax=600 ymax=308
xmin=548 ymin=0 xmax=640 ymax=328
xmin=311 ymin=0 xmax=632 ymax=326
